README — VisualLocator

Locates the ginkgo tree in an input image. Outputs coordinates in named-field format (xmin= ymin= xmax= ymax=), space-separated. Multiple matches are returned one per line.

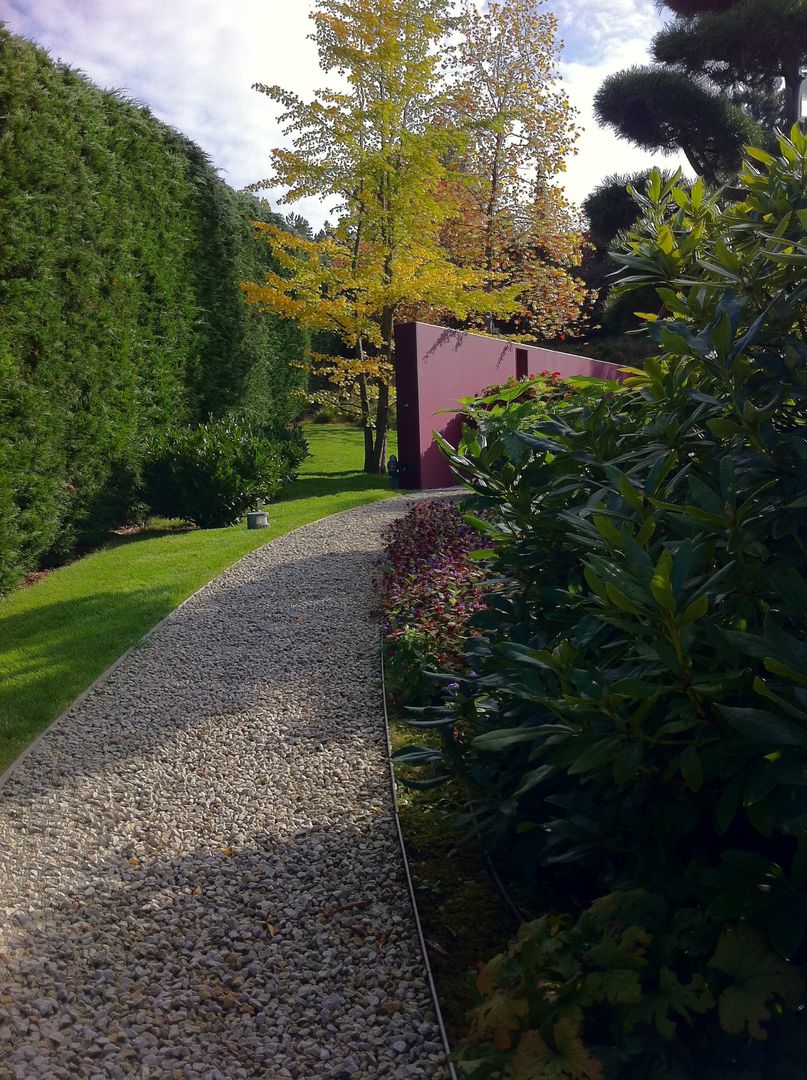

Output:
xmin=245 ymin=0 xmax=518 ymax=473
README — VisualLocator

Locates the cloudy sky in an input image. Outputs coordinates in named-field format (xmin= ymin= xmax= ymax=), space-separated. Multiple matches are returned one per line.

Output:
xmin=2 ymin=0 xmax=687 ymax=226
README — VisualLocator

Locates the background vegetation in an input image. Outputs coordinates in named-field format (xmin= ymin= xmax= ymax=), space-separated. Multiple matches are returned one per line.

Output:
xmin=581 ymin=0 xmax=807 ymax=340
xmin=0 ymin=28 xmax=307 ymax=591
xmin=246 ymin=0 xmax=588 ymax=474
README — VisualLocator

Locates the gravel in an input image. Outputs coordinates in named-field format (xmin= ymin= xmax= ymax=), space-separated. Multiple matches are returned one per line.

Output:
xmin=0 ymin=495 xmax=454 ymax=1079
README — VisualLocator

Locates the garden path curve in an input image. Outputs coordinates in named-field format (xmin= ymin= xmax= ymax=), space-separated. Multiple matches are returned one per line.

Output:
xmin=0 ymin=494 xmax=453 ymax=1080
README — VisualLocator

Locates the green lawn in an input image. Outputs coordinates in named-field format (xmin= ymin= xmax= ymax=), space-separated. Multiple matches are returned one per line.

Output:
xmin=0 ymin=425 xmax=397 ymax=773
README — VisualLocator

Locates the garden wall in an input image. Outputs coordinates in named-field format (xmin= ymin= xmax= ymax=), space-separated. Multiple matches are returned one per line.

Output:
xmin=393 ymin=322 xmax=623 ymax=488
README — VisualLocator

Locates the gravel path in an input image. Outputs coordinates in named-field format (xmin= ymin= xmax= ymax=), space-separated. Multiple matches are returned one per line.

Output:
xmin=0 ymin=495 xmax=452 ymax=1080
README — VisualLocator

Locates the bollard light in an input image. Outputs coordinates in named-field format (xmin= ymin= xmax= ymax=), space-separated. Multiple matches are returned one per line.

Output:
xmin=387 ymin=454 xmax=400 ymax=489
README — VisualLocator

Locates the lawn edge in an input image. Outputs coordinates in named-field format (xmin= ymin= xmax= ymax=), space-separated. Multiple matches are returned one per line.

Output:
xmin=0 ymin=493 xmax=412 ymax=792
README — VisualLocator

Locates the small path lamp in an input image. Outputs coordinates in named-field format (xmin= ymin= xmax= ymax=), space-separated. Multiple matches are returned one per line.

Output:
xmin=246 ymin=508 xmax=269 ymax=529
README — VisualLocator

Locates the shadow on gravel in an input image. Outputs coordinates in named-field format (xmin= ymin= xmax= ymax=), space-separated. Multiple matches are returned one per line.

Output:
xmin=0 ymin=813 xmax=447 ymax=1079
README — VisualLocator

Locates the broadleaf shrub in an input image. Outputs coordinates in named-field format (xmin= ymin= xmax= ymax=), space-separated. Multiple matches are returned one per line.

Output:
xmin=141 ymin=418 xmax=301 ymax=529
xmin=407 ymin=130 xmax=807 ymax=1073
xmin=458 ymin=889 xmax=806 ymax=1079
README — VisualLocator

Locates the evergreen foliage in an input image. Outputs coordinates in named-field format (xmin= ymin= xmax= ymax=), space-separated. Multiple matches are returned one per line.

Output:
xmin=142 ymin=416 xmax=305 ymax=529
xmin=653 ymin=0 xmax=807 ymax=128
xmin=0 ymin=28 xmax=307 ymax=591
xmin=594 ymin=66 xmax=758 ymax=183
xmin=594 ymin=0 xmax=807 ymax=186
xmin=404 ymin=131 xmax=807 ymax=1075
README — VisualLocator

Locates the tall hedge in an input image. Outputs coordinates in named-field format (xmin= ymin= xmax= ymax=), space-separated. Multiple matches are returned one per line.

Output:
xmin=0 ymin=28 xmax=307 ymax=590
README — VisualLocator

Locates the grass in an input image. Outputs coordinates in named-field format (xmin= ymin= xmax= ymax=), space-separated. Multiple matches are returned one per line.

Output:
xmin=0 ymin=424 xmax=397 ymax=773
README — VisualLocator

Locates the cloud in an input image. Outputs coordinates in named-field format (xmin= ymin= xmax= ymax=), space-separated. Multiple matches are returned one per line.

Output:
xmin=560 ymin=39 xmax=692 ymax=208
xmin=3 ymin=0 xmax=688 ymax=225
xmin=553 ymin=0 xmax=665 ymax=65
xmin=4 ymin=0 xmax=333 ymax=221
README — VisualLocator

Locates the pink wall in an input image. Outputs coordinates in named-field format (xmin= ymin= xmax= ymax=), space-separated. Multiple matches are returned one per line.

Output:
xmin=393 ymin=322 xmax=624 ymax=489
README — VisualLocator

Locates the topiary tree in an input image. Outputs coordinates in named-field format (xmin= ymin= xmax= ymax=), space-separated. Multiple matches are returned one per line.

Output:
xmin=595 ymin=0 xmax=807 ymax=186
xmin=581 ymin=170 xmax=669 ymax=335
xmin=653 ymin=0 xmax=807 ymax=129
xmin=595 ymin=66 xmax=759 ymax=184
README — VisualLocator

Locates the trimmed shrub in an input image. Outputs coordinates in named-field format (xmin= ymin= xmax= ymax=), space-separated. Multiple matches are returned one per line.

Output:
xmin=0 ymin=28 xmax=307 ymax=590
xmin=141 ymin=417 xmax=291 ymax=529
xmin=245 ymin=420 xmax=309 ymax=483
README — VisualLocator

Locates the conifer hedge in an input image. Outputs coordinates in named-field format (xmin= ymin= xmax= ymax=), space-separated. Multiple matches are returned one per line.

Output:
xmin=0 ymin=28 xmax=306 ymax=590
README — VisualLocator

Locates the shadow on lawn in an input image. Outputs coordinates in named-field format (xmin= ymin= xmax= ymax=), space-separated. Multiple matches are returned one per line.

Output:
xmin=0 ymin=585 xmax=173 ymax=770
xmin=281 ymin=471 xmax=392 ymax=501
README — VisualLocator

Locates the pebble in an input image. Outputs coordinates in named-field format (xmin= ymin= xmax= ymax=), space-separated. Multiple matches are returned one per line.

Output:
xmin=0 ymin=495 xmax=456 ymax=1079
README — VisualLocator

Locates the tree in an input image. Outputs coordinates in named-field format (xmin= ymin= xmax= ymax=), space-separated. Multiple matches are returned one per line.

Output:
xmin=595 ymin=66 xmax=758 ymax=184
xmin=442 ymin=0 xmax=588 ymax=341
xmin=245 ymin=0 xmax=516 ymax=473
xmin=581 ymin=170 xmax=673 ymax=335
xmin=595 ymin=0 xmax=807 ymax=186
xmin=653 ymin=0 xmax=807 ymax=129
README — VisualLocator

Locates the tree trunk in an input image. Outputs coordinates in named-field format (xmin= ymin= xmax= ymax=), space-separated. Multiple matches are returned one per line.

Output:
xmin=681 ymin=141 xmax=712 ymax=185
xmin=358 ymin=369 xmax=374 ymax=473
xmin=370 ymin=379 xmax=389 ymax=475
xmin=783 ymin=66 xmax=801 ymax=129
xmin=367 ymin=303 xmax=395 ymax=475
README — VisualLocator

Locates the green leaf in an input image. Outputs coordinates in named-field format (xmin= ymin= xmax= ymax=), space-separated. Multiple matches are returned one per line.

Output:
xmin=613 ymin=741 xmax=643 ymax=785
xmin=605 ymin=583 xmax=644 ymax=616
xmin=718 ymin=706 xmax=807 ymax=747
xmin=617 ymin=474 xmax=644 ymax=511
xmin=745 ymin=145 xmax=777 ymax=167
xmin=390 ymin=745 xmax=442 ymax=766
xmin=650 ymin=549 xmax=676 ymax=612
xmin=513 ymin=765 xmax=554 ymax=798
xmin=584 ymin=564 xmax=608 ymax=600
xmin=710 ymin=925 xmax=803 ymax=1039
xmin=592 ymin=514 xmax=622 ymax=547
xmin=568 ymin=736 xmax=623 ymax=775
xmin=495 ymin=642 xmax=554 ymax=670
xmin=679 ymin=594 xmax=708 ymax=626
xmin=584 ymin=967 xmax=643 ymax=1005
xmin=649 ymin=968 xmax=714 ymax=1039
xmin=763 ymin=657 xmax=807 ymax=685
xmin=680 ymin=745 xmax=704 ymax=792
xmin=473 ymin=727 xmax=544 ymax=751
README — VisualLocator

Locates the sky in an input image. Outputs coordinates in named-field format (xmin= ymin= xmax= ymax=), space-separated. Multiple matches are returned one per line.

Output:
xmin=1 ymin=0 xmax=688 ymax=227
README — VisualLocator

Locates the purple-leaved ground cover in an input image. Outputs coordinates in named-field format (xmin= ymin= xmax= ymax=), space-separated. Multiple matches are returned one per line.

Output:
xmin=378 ymin=501 xmax=488 ymax=704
